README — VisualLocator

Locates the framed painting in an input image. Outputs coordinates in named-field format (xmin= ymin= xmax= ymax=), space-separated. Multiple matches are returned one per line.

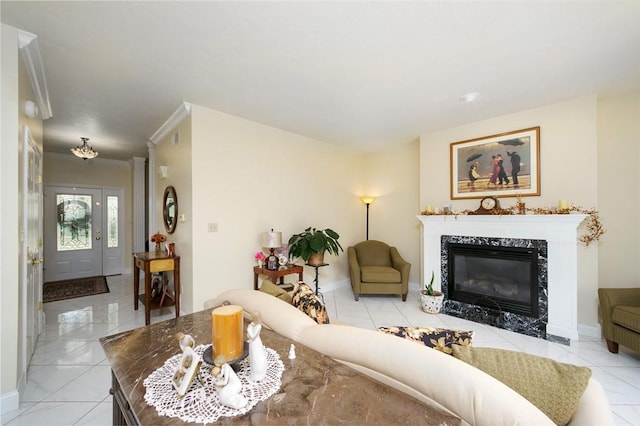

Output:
xmin=450 ymin=127 xmax=540 ymax=200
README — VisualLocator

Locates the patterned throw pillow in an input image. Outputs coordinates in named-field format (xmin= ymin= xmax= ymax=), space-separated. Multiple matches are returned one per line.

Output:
xmin=291 ymin=282 xmax=330 ymax=324
xmin=451 ymin=345 xmax=591 ymax=426
xmin=378 ymin=326 xmax=473 ymax=354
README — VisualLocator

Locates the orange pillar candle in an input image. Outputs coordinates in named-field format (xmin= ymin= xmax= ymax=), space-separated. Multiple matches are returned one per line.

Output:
xmin=211 ymin=305 xmax=244 ymax=361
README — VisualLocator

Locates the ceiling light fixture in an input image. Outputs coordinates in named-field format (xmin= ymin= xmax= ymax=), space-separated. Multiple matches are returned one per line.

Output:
xmin=71 ymin=137 xmax=99 ymax=160
xmin=460 ymin=92 xmax=480 ymax=103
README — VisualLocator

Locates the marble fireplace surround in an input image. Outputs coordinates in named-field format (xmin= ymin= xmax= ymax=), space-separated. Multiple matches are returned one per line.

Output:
xmin=417 ymin=214 xmax=587 ymax=341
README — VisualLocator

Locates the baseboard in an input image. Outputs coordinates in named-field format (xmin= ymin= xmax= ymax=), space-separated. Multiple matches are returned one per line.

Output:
xmin=319 ymin=279 xmax=349 ymax=293
xmin=578 ymin=322 xmax=602 ymax=339
xmin=319 ymin=280 xmax=421 ymax=294
xmin=1 ymin=389 xmax=19 ymax=415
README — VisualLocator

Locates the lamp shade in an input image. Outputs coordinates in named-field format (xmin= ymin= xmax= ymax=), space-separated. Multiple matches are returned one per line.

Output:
xmin=361 ymin=196 xmax=375 ymax=205
xmin=261 ymin=230 xmax=282 ymax=248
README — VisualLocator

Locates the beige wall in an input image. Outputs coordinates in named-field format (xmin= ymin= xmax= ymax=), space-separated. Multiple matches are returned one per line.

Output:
xmin=43 ymin=154 xmax=134 ymax=272
xmin=364 ymin=139 xmax=422 ymax=284
xmin=1 ymin=23 xmax=22 ymax=403
xmin=189 ymin=105 xmax=367 ymax=311
xmin=597 ymin=93 xmax=640 ymax=287
xmin=154 ymin=116 xmax=194 ymax=312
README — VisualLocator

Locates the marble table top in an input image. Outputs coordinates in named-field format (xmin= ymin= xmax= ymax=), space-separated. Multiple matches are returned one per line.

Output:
xmin=100 ymin=307 xmax=460 ymax=425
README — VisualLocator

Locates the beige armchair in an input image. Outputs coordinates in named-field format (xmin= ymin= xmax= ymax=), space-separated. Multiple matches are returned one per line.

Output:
xmin=598 ymin=287 xmax=640 ymax=354
xmin=348 ymin=240 xmax=410 ymax=301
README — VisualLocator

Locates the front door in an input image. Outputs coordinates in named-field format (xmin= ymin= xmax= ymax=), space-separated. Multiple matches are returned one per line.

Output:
xmin=44 ymin=186 xmax=104 ymax=282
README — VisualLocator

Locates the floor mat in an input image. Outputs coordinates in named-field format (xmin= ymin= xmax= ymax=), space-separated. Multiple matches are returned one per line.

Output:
xmin=43 ymin=276 xmax=109 ymax=303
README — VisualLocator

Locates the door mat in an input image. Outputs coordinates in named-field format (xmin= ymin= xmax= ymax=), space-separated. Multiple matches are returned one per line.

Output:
xmin=43 ymin=276 xmax=109 ymax=303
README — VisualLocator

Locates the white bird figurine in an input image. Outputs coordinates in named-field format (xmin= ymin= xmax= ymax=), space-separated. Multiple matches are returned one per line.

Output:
xmin=288 ymin=344 xmax=296 ymax=359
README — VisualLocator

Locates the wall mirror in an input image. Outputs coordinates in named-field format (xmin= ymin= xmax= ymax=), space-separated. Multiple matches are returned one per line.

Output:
xmin=163 ymin=186 xmax=178 ymax=234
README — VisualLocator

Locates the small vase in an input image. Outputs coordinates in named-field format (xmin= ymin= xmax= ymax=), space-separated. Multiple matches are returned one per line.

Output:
xmin=421 ymin=293 xmax=444 ymax=314
xmin=155 ymin=242 xmax=162 ymax=252
xmin=257 ymin=260 xmax=263 ymax=268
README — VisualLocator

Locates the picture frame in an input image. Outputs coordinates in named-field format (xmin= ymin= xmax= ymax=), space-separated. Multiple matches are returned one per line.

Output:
xmin=450 ymin=127 xmax=540 ymax=200
xmin=172 ymin=346 xmax=202 ymax=398
xmin=275 ymin=243 xmax=289 ymax=260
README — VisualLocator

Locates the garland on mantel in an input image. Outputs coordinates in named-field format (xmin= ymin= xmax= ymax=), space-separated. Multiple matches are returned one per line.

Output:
xmin=420 ymin=203 xmax=605 ymax=246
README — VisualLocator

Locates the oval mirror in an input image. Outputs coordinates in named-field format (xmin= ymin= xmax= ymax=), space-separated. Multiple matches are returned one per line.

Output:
xmin=163 ymin=186 xmax=178 ymax=234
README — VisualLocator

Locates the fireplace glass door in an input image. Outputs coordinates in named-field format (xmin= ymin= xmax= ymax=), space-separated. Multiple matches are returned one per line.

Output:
xmin=448 ymin=243 xmax=539 ymax=317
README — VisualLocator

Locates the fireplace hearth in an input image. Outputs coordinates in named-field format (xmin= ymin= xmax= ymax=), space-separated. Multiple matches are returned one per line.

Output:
xmin=441 ymin=235 xmax=549 ymax=340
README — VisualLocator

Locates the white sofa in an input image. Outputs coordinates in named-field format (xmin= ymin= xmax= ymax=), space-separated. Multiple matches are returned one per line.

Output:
xmin=208 ymin=289 xmax=614 ymax=426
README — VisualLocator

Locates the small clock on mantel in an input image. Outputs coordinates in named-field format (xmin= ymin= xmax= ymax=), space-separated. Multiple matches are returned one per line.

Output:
xmin=474 ymin=196 xmax=501 ymax=215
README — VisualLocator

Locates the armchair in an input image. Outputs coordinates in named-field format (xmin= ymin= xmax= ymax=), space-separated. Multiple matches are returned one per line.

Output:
xmin=348 ymin=240 xmax=410 ymax=301
xmin=598 ymin=287 xmax=640 ymax=354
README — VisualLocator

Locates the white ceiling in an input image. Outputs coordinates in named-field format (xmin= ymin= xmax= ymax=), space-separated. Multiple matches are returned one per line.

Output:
xmin=2 ymin=1 xmax=639 ymax=161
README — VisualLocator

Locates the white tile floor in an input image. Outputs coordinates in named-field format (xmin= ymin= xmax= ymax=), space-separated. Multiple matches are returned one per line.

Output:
xmin=2 ymin=275 xmax=639 ymax=425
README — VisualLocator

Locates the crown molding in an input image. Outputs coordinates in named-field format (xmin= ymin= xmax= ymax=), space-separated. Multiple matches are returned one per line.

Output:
xmin=149 ymin=102 xmax=191 ymax=145
xmin=18 ymin=30 xmax=53 ymax=120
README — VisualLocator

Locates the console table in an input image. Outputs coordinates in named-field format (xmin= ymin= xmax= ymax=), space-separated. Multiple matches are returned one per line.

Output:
xmin=253 ymin=265 xmax=303 ymax=290
xmin=100 ymin=308 xmax=458 ymax=425
xmin=133 ymin=252 xmax=180 ymax=325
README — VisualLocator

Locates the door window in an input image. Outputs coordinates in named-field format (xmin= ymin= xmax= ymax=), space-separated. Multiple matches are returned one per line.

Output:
xmin=107 ymin=195 xmax=118 ymax=248
xmin=56 ymin=194 xmax=92 ymax=251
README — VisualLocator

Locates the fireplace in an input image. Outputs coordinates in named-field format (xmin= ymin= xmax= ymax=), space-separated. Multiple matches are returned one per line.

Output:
xmin=441 ymin=235 xmax=549 ymax=340
xmin=418 ymin=214 xmax=588 ymax=343
xmin=447 ymin=243 xmax=539 ymax=318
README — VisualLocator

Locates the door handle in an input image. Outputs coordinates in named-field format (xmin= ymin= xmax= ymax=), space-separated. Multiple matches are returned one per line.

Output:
xmin=30 ymin=257 xmax=43 ymax=265
xmin=96 ymin=230 xmax=102 ymax=241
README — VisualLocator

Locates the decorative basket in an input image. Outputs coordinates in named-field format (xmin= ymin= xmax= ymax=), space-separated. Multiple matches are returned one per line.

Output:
xmin=421 ymin=293 xmax=444 ymax=314
xmin=307 ymin=252 xmax=325 ymax=266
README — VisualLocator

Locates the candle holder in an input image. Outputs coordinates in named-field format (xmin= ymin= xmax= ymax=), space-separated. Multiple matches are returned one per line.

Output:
xmin=202 ymin=343 xmax=249 ymax=372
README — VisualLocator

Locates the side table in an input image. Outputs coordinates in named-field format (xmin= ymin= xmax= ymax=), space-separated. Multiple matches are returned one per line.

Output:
xmin=253 ymin=265 xmax=303 ymax=291
xmin=305 ymin=262 xmax=329 ymax=298
xmin=133 ymin=252 xmax=180 ymax=325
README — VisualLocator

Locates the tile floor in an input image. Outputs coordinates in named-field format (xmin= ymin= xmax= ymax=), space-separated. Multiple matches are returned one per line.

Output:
xmin=2 ymin=275 xmax=639 ymax=425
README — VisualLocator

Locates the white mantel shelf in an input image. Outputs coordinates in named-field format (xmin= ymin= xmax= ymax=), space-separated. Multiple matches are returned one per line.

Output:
xmin=417 ymin=214 xmax=588 ymax=341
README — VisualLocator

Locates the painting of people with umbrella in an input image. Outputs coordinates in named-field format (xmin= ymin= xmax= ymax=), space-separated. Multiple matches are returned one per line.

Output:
xmin=450 ymin=127 xmax=540 ymax=199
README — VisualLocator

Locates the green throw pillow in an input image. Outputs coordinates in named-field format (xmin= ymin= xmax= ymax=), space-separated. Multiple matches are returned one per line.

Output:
xmin=258 ymin=279 xmax=292 ymax=304
xmin=451 ymin=345 xmax=591 ymax=425
xmin=378 ymin=326 xmax=473 ymax=354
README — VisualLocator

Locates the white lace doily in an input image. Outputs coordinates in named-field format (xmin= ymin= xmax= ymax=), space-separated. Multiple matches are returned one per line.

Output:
xmin=143 ymin=344 xmax=284 ymax=423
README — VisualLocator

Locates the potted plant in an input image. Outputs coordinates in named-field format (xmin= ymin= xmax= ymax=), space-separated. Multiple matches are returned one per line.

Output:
xmin=420 ymin=271 xmax=444 ymax=314
xmin=288 ymin=227 xmax=343 ymax=266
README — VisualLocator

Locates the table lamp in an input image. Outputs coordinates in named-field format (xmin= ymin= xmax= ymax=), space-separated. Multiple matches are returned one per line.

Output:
xmin=261 ymin=229 xmax=282 ymax=271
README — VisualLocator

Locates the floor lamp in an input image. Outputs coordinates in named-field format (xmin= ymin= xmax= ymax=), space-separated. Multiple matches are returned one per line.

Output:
xmin=361 ymin=197 xmax=375 ymax=240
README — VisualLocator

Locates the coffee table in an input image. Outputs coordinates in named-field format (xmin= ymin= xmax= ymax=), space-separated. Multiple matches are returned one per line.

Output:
xmin=100 ymin=308 xmax=460 ymax=425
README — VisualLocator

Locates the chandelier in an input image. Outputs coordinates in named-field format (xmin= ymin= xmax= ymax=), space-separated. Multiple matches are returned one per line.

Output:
xmin=71 ymin=137 xmax=98 ymax=160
